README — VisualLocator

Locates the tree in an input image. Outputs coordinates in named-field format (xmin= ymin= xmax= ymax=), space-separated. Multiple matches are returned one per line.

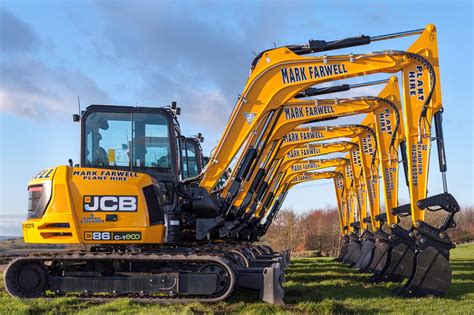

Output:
xmin=263 ymin=209 xmax=303 ymax=252
xmin=300 ymin=207 xmax=341 ymax=256
xmin=261 ymin=205 xmax=474 ymax=257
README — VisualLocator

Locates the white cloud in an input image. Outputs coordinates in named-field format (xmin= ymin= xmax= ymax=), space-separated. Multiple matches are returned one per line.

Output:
xmin=0 ymin=59 xmax=108 ymax=118
xmin=0 ymin=10 xmax=108 ymax=119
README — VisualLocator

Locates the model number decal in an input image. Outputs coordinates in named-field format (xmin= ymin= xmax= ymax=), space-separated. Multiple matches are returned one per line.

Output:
xmin=84 ymin=231 xmax=142 ymax=241
xmin=83 ymin=195 xmax=138 ymax=212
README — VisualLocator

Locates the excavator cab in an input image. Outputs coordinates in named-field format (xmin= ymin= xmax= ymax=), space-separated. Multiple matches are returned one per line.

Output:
xmin=80 ymin=105 xmax=224 ymax=243
xmin=81 ymin=105 xmax=179 ymax=180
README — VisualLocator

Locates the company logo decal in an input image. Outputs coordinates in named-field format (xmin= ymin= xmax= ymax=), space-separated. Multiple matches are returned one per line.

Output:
xmin=83 ymin=195 xmax=138 ymax=212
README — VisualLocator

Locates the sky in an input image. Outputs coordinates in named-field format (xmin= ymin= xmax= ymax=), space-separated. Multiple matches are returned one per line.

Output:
xmin=0 ymin=0 xmax=473 ymax=236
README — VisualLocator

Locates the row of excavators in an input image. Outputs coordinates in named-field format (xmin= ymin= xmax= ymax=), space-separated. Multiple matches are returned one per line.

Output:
xmin=4 ymin=24 xmax=459 ymax=304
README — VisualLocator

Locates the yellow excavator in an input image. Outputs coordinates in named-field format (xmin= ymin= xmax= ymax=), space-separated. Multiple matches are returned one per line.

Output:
xmin=222 ymin=78 xmax=399 ymax=218
xmin=4 ymin=24 xmax=459 ymax=302
xmin=233 ymin=77 xmax=401 ymax=235
xmin=6 ymin=104 xmax=288 ymax=304
xmin=210 ymin=25 xmax=458 ymax=297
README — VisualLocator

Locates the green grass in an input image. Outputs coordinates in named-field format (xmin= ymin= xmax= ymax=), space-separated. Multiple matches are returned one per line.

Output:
xmin=1 ymin=243 xmax=473 ymax=314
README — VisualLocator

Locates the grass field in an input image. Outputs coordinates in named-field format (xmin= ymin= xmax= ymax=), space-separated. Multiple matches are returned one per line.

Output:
xmin=1 ymin=243 xmax=473 ymax=314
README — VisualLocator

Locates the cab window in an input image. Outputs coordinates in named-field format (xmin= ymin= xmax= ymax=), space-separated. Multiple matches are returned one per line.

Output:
xmin=84 ymin=111 xmax=172 ymax=174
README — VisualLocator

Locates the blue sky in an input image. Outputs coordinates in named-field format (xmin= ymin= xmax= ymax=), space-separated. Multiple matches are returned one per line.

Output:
xmin=0 ymin=0 xmax=473 ymax=235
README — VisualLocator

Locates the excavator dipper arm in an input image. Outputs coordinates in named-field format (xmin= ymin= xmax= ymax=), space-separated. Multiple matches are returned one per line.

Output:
xmin=200 ymin=26 xmax=436 ymax=194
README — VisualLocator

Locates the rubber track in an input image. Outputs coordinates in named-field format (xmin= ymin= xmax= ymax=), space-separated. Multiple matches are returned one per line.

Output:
xmin=4 ymin=251 xmax=237 ymax=303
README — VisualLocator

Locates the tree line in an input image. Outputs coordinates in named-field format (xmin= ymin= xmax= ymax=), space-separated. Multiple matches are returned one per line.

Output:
xmin=262 ymin=205 xmax=474 ymax=256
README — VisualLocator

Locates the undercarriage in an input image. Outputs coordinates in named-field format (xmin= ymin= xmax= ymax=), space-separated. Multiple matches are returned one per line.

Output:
xmin=4 ymin=244 xmax=287 ymax=304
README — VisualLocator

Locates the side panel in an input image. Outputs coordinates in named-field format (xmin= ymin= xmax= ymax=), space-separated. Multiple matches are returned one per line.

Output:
xmin=23 ymin=166 xmax=166 ymax=244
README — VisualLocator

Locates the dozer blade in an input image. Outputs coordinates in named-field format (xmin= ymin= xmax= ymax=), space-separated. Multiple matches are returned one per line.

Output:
xmin=353 ymin=230 xmax=375 ymax=272
xmin=236 ymin=262 xmax=285 ymax=305
xmin=260 ymin=262 xmax=285 ymax=305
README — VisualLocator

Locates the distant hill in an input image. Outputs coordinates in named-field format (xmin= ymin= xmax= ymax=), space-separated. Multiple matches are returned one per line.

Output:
xmin=0 ymin=214 xmax=24 ymax=237
xmin=0 ymin=236 xmax=19 ymax=241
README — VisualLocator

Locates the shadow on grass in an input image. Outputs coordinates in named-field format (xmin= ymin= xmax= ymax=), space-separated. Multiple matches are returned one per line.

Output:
xmin=450 ymin=260 xmax=474 ymax=270
xmin=448 ymin=259 xmax=474 ymax=297
xmin=284 ymin=255 xmax=474 ymax=305
xmin=285 ymin=280 xmax=398 ymax=300
xmin=287 ymin=272 xmax=369 ymax=283
xmin=445 ymin=281 xmax=474 ymax=299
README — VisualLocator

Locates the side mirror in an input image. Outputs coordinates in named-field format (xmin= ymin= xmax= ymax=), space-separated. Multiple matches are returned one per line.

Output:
xmin=72 ymin=114 xmax=80 ymax=122
xmin=196 ymin=133 xmax=204 ymax=142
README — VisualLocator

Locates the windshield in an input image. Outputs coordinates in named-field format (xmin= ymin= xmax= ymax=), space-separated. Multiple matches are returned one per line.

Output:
xmin=84 ymin=111 xmax=172 ymax=174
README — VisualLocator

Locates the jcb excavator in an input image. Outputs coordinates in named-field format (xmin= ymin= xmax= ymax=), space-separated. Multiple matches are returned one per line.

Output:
xmin=4 ymin=24 xmax=459 ymax=301
xmin=245 ymin=140 xmax=359 ymax=238
xmin=230 ymin=77 xmax=401 ymax=240
xmin=206 ymin=24 xmax=457 ymax=297
xmin=216 ymin=79 xmax=399 ymax=222
xmin=5 ymin=104 xmax=287 ymax=304
xmin=268 ymin=124 xmax=378 ymax=268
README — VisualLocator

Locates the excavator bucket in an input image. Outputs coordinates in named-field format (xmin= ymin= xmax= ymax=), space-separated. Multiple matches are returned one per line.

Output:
xmin=371 ymin=204 xmax=414 ymax=283
xmin=335 ymin=234 xmax=350 ymax=262
xmin=353 ymin=217 xmax=375 ymax=271
xmin=379 ymin=223 xmax=415 ymax=283
xmin=399 ymin=246 xmax=451 ymax=297
xmin=342 ymin=232 xmax=362 ymax=266
xmin=279 ymin=251 xmax=291 ymax=269
xmin=367 ymin=228 xmax=392 ymax=280
xmin=353 ymin=229 xmax=375 ymax=271
xmin=395 ymin=193 xmax=459 ymax=297
xmin=366 ymin=214 xmax=391 ymax=278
